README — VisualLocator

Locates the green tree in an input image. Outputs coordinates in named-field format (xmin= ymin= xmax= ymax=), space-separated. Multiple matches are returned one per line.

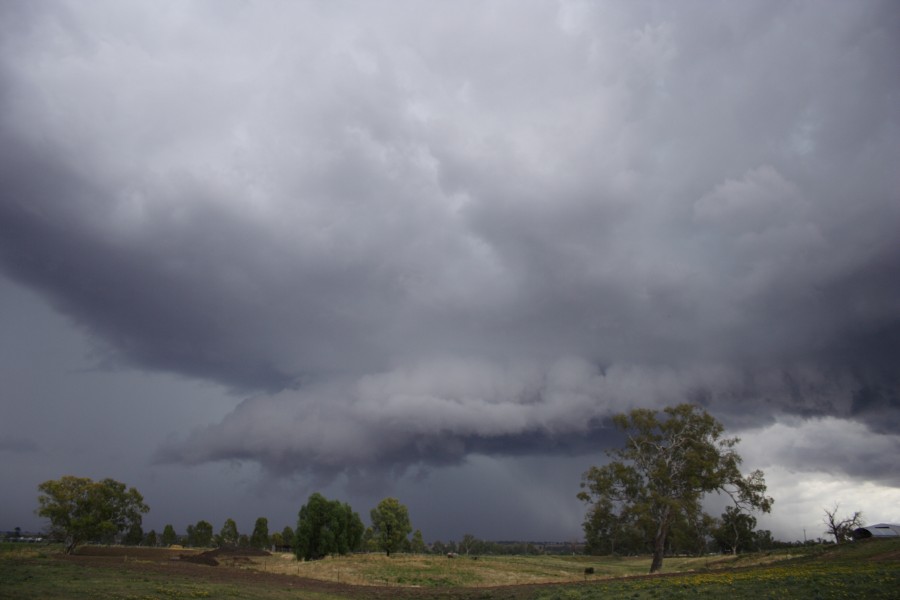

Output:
xmin=362 ymin=527 xmax=378 ymax=552
xmin=36 ymin=476 xmax=149 ymax=554
xmin=187 ymin=520 xmax=213 ymax=547
xmin=460 ymin=533 xmax=478 ymax=555
xmin=281 ymin=525 xmax=295 ymax=550
xmin=579 ymin=404 xmax=772 ymax=573
xmin=410 ymin=529 xmax=426 ymax=554
xmin=161 ymin=524 xmax=177 ymax=546
xmin=270 ymin=531 xmax=283 ymax=549
xmin=250 ymin=517 xmax=269 ymax=549
xmin=295 ymin=493 xmax=364 ymax=560
xmin=714 ymin=506 xmax=757 ymax=555
xmin=124 ymin=522 xmax=144 ymax=546
xmin=145 ymin=529 xmax=157 ymax=547
xmin=370 ymin=497 xmax=412 ymax=557
xmin=219 ymin=518 xmax=239 ymax=547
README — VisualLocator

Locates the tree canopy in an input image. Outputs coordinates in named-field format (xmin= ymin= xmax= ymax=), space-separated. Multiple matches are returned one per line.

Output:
xmin=295 ymin=493 xmax=364 ymax=561
xmin=161 ymin=524 xmax=177 ymax=546
xmin=370 ymin=497 xmax=412 ymax=557
xmin=218 ymin=518 xmax=239 ymax=547
xmin=579 ymin=404 xmax=772 ymax=573
xmin=186 ymin=520 xmax=214 ymax=547
xmin=36 ymin=475 xmax=149 ymax=554
xmin=250 ymin=517 xmax=269 ymax=549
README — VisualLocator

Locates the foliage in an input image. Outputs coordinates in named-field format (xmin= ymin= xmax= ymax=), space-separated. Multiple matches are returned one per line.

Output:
xmin=410 ymin=529 xmax=426 ymax=554
xmin=36 ymin=475 xmax=149 ymax=554
xmin=144 ymin=529 xmax=157 ymax=547
xmin=823 ymin=504 xmax=864 ymax=543
xmin=161 ymin=524 xmax=178 ymax=546
xmin=295 ymin=493 xmax=364 ymax=561
xmin=218 ymin=518 xmax=239 ymax=547
xmin=250 ymin=517 xmax=269 ymax=549
xmin=186 ymin=520 xmax=213 ymax=547
xmin=713 ymin=506 xmax=757 ymax=554
xmin=579 ymin=404 xmax=772 ymax=573
xmin=124 ymin=522 xmax=144 ymax=546
xmin=370 ymin=497 xmax=412 ymax=557
xmin=281 ymin=525 xmax=295 ymax=550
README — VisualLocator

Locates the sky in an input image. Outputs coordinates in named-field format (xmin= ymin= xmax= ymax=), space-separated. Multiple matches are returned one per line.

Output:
xmin=1 ymin=0 xmax=899 ymax=545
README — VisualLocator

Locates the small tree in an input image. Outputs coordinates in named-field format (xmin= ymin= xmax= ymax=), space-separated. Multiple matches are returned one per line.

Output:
xmin=124 ymin=523 xmax=144 ymax=546
xmin=295 ymin=493 xmax=364 ymax=560
xmin=823 ymin=504 xmax=864 ymax=544
xmin=410 ymin=529 xmax=426 ymax=554
xmin=219 ymin=518 xmax=239 ymax=547
xmin=36 ymin=476 xmax=149 ymax=554
xmin=250 ymin=517 xmax=269 ymax=549
xmin=714 ymin=506 xmax=757 ymax=554
xmin=187 ymin=520 xmax=213 ymax=547
xmin=281 ymin=526 xmax=295 ymax=551
xmin=270 ymin=531 xmax=283 ymax=550
xmin=161 ymin=524 xmax=178 ymax=546
xmin=370 ymin=497 xmax=412 ymax=557
xmin=579 ymin=404 xmax=772 ymax=573
xmin=145 ymin=529 xmax=157 ymax=547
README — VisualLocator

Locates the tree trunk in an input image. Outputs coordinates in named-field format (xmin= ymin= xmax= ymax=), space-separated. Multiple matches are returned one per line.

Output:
xmin=650 ymin=539 xmax=665 ymax=573
xmin=650 ymin=513 xmax=669 ymax=573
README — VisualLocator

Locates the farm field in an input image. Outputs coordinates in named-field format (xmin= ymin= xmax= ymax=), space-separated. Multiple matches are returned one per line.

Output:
xmin=1 ymin=539 xmax=898 ymax=600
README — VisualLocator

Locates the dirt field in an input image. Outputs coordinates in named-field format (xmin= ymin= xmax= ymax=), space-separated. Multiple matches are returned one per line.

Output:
xmin=54 ymin=546 xmax=564 ymax=599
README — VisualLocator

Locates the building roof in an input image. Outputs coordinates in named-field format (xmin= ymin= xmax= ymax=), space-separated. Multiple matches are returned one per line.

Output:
xmin=852 ymin=523 xmax=900 ymax=540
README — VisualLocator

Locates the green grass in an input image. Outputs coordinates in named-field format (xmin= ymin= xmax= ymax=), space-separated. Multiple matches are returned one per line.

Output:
xmin=0 ymin=544 xmax=345 ymax=600
xmin=533 ymin=539 xmax=900 ymax=600
xmin=2 ymin=539 xmax=898 ymax=600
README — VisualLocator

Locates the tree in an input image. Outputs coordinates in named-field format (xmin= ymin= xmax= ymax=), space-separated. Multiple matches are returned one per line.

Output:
xmin=145 ymin=529 xmax=157 ymax=547
xmin=36 ymin=476 xmax=149 ymax=554
xmin=281 ymin=526 xmax=295 ymax=550
xmin=579 ymin=404 xmax=772 ymax=573
xmin=219 ymin=518 xmax=239 ymax=547
xmin=187 ymin=520 xmax=213 ymax=547
xmin=410 ymin=529 xmax=426 ymax=554
xmin=823 ymin=504 xmax=864 ymax=544
xmin=714 ymin=506 xmax=757 ymax=555
xmin=124 ymin=523 xmax=144 ymax=546
xmin=161 ymin=524 xmax=177 ymax=546
xmin=250 ymin=517 xmax=269 ymax=549
xmin=370 ymin=497 xmax=412 ymax=557
xmin=295 ymin=493 xmax=364 ymax=561
xmin=270 ymin=531 xmax=283 ymax=550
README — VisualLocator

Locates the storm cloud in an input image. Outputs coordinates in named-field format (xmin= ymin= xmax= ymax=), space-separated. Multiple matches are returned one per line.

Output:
xmin=1 ymin=1 xmax=899 ymax=538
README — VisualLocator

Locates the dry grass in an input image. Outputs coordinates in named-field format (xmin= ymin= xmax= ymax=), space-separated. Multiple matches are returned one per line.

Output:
xmin=238 ymin=552 xmax=726 ymax=588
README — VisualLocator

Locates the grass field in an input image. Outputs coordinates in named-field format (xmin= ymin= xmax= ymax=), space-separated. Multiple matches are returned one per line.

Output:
xmin=1 ymin=539 xmax=898 ymax=600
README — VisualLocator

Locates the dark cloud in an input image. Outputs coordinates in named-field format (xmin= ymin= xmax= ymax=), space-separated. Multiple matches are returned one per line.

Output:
xmin=0 ymin=436 xmax=40 ymax=454
xmin=1 ymin=1 xmax=899 ymax=537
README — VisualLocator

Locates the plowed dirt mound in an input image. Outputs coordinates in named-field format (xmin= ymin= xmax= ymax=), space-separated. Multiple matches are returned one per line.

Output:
xmin=179 ymin=545 xmax=271 ymax=566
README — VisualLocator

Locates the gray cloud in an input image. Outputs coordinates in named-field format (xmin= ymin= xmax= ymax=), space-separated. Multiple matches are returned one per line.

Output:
xmin=1 ymin=0 xmax=898 ymax=502
xmin=0 ymin=436 xmax=40 ymax=454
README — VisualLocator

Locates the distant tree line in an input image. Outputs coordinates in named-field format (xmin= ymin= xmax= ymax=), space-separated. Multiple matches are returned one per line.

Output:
xmin=38 ymin=405 xmax=859 ymax=563
xmin=34 ymin=476 xmax=422 ymax=558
